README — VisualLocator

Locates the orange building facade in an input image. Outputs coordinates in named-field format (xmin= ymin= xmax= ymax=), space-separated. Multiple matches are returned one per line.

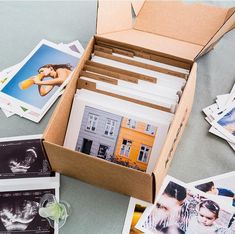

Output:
xmin=114 ymin=118 xmax=156 ymax=171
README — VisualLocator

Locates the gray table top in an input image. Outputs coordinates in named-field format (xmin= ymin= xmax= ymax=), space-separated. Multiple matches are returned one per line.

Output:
xmin=0 ymin=1 xmax=235 ymax=234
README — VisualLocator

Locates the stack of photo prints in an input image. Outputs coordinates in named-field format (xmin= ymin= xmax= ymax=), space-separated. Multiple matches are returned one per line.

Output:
xmin=64 ymin=41 xmax=190 ymax=172
xmin=0 ymin=39 xmax=84 ymax=122
xmin=123 ymin=172 xmax=235 ymax=234
xmin=203 ymin=83 xmax=235 ymax=151
xmin=0 ymin=134 xmax=60 ymax=233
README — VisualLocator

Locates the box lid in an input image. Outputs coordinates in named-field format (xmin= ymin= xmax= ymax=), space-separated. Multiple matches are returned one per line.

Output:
xmin=97 ymin=0 xmax=235 ymax=61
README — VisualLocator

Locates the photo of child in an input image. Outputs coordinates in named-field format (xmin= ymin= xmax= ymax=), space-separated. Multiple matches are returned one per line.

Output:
xmin=136 ymin=176 xmax=235 ymax=234
xmin=192 ymin=171 xmax=235 ymax=208
xmin=185 ymin=200 xmax=226 ymax=234
xmin=139 ymin=181 xmax=187 ymax=233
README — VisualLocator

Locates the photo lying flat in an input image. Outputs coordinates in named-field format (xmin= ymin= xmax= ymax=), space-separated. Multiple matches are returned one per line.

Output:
xmin=0 ymin=39 xmax=80 ymax=114
xmin=122 ymin=197 xmax=152 ymax=234
xmin=190 ymin=171 xmax=235 ymax=208
xmin=136 ymin=176 xmax=235 ymax=234
xmin=0 ymin=188 xmax=56 ymax=234
xmin=212 ymin=104 xmax=235 ymax=143
xmin=0 ymin=137 xmax=52 ymax=179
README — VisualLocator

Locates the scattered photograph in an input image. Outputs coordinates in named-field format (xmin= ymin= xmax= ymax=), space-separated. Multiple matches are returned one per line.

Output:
xmin=217 ymin=107 xmax=235 ymax=135
xmin=0 ymin=135 xmax=52 ymax=179
xmin=122 ymin=198 xmax=152 ymax=234
xmin=67 ymin=40 xmax=84 ymax=54
xmin=0 ymin=188 xmax=56 ymax=233
xmin=190 ymin=171 xmax=235 ymax=208
xmin=75 ymin=105 xmax=157 ymax=172
xmin=0 ymin=39 xmax=81 ymax=116
xmin=136 ymin=176 xmax=235 ymax=234
xmin=212 ymin=104 xmax=235 ymax=143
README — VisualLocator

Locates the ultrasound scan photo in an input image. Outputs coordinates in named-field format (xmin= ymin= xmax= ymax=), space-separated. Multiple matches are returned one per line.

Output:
xmin=0 ymin=138 xmax=52 ymax=179
xmin=0 ymin=189 xmax=55 ymax=233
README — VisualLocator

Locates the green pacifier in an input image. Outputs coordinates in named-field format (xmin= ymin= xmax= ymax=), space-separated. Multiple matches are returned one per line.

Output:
xmin=39 ymin=194 xmax=71 ymax=229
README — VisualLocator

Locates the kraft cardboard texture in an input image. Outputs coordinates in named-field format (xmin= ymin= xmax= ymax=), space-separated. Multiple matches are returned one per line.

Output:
xmin=43 ymin=37 xmax=156 ymax=202
xmin=95 ymin=35 xmax=192 ymax=69
xmin=196 ymin=10 xmax=235 ymax=59
xmin=153 ymin=63 xmax=197 ymax=193
xmin=43 ymin=35 xmax=194 ymax=202
xmin=134 ymin=1 xmax=228 ymax=45
xmin=97 ymin=1 xmax=235 ymax=61
xmin=97 ymin=1 xmax=132 ymax=35
xmin=44 ymin=141 xmax=153 ymax=201
xmin=98 ymin=29 xmax=203 ymax=61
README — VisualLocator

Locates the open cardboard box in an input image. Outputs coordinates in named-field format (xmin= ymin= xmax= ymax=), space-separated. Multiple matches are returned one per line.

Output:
xmin=42 ymin=0 xmax=235 ymax=202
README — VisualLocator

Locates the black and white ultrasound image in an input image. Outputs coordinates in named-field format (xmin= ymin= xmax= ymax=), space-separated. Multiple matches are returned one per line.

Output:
xmin=0 ymin=189 xmax=55 ymax=233
xmin=0 ymin=139 xmax=52 ymax=179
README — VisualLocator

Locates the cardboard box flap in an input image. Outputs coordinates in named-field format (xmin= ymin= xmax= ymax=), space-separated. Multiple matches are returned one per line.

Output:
xmin=131 ymin=0 xmax=145 ymax=16
xmin=225 ymin=7 xmax=235 ymax=21
xmin=97 ymin=0 xmax=235 ymax=61
xmin=195 ymin=10 xmax=235 ymax=60
xmin=96 ymin=29 xmax=203 ymax=61
xmin=97 ymin=0 xmax=132 ymax=35
xmin=134 ymin=1 xmax=229 ymax=46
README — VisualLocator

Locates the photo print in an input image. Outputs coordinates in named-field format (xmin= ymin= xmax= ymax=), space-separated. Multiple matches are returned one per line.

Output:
xmin=64 ymin=89 xmax=172 ymax=173
xmin=0 ymin=40 xmax=81 ymax=121
xmin=75 ymin=106 xmax=157 ymax=172
xmin=190 ymin=171 xmax=235 ymax=208
xmin=212 ymin=104 xmax=235 ymax=143
xmin=136 ymin=176 xmax=235 ymax=234
xmin=122 ymin=198 xmax=152 ymax=234
xmin=0 ymin=135 xmax=52 ymax=179
xmin=0 ymin=188 xmax=55 ymax=233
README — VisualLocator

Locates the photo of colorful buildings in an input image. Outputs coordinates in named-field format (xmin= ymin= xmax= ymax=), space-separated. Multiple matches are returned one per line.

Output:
xmin=75 ymin=106 xmax=157 ymax=172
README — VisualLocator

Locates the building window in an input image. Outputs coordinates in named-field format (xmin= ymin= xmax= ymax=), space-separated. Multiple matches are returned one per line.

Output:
xmin=104 ymin=119 xmax=116 ymax=137
xmin=120 ymin=139 xmax=132 ymax=157
xmin=145 ymin=124 xmax=156 ymax=135
xmin=126 ymin=118 xmax=136 ymax=129
xmin=138 ymin=145 xmax=151 ymax=163
xmin=97 ymin=144 xmax=110 ymax=159
xmin=86 ymin=113 xmax=99 ymax=132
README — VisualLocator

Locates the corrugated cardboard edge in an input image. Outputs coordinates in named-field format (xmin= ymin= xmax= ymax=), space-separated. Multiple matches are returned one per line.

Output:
xmin=152 ymin=63 xmax=197 ymax=201
xmin=96 ymin=0 xmax=132 ymax=35
xmin=195 ymin=10 xmax=235 ymax=60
